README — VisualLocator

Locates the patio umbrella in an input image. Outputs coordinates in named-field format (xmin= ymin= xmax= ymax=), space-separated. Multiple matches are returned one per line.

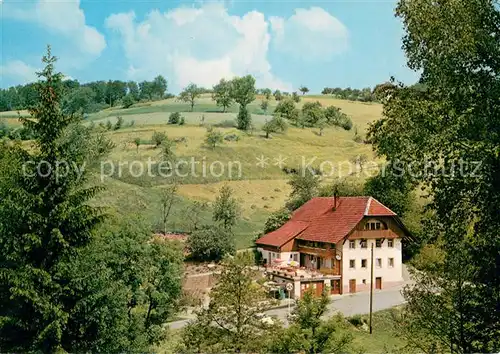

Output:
xmin=289 ymin=260 xmax=299 ymax=267
xmin=273 ymin=258 xmax=285 ymax=263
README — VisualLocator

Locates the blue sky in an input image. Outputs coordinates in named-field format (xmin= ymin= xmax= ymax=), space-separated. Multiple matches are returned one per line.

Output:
xmin=0 ymin=0 xmax=419 ymax=93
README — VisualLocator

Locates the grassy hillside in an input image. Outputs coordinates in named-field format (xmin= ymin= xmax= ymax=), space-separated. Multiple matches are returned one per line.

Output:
xmin=1 ymin=95 xmax=383 ymax=248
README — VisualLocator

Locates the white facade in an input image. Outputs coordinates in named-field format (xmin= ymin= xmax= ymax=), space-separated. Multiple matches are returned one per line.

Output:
xmin=341 ymin=237 xmax=403 ymax=292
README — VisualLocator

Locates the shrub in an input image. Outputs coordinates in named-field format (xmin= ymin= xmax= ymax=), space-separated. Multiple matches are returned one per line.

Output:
xmin=122 ymin=94 xmax=135 ymax=108
xmin=340 ymin=115 xmax=353 ymax=131
xmin=347 ymin=314 xmax=366 ymax=327
xmin=214 ymin=119 xmax=236 ymax=128
xmin=262 ymin=115 xmax=287 ymax=138
xmin=114 ymin=116 xmax=124 ymax=130
xmin=179 ymin=116 xmax=185 ymax=125
xmin=152 ymin=131 xmax=167 ymax=147
xmin=105 ymin=120 xmax=113 ymax=130
xmin=272 ymin=115 xmax=287 ymax=133
xmin=224 ymin=133 xmax=239 ymax=141
xmin=236 ymin=106 xmax=251 ymax=130
xmin=205 ymin=127 xmax=224 ymax=149
xmin=133 ymin=137 xmax=141 ymax=152
xmin=353 ymin=125 xmax=363 ymax=142
xmin=187 ymin=225 xmax=235 ymax=262
xmin=301 ymin=101 xmax=324 ymax=127
xmin=274 ymin=98 xmax=298 ymax=122
xmin=260 ymin=100 xmax=269 ymax=114
xmin=0 ymin=121 xmax=11 ymax=138
xmin=168 ymin=112 xmax=181 ymax=124
xmin=129 ymin=120 xmax=135 ymax=127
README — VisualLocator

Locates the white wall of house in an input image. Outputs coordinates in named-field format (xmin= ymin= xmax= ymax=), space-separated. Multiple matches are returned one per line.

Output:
xmin=341 ymin=238 xmax=403 ymax=292
xmin=257 ymin=248 xmax=299 ymax=265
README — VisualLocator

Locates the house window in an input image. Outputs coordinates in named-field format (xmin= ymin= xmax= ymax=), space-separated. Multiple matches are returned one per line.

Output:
xmin=388 ymin=258 xmax=394 ymax=268
xmin=349 ymin=259 xmax=356 ymax=269
xmin=360 ymin=239 xmax=367 ymax=248
xmin=388 ymin=239 xmax=394 ymax=248
xmin=349 ymin=240 xmax=355 ymax=249
xmin=376 ymin=258 xmax=382 ymax=268
xmin=364 ymin=220 xmax=385 ymax=230
xmin=361 ymin=259 xmax=367 ymax=268
xmin=293 ymin=254 xmax=298 ymax=261
xmin=376 ymin=239 xmax=382 ymax=248
xmin=362 ymin=279 xmax=366 ymax=284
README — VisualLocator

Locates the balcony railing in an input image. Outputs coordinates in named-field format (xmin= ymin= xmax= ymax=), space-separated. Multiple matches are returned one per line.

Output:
xmin=349 ymin=229 xmax=398 ymax=240
xmin=297 ymin=245 xmax=336 ymax=257
xmin=319 ymin=267 xmax=341 ymax=276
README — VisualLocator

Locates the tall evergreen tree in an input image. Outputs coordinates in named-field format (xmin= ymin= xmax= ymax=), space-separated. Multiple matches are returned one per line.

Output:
xmin=0 ymin=47 xmax=112 ymax=351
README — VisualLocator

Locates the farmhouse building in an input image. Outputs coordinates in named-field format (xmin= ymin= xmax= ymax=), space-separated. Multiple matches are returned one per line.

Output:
xmin=255 ymin=196 xmax=409 ymax=298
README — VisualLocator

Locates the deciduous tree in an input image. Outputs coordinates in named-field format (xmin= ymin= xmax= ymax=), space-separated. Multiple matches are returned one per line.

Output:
xmin=179 ymin=254 xmax=274 ymax=352
xmin=212 ymin=184 xmax=240 ymax=231
xmin=299 ymin=86 xmax=309 ymax=95
xmin=231 ymin=75 xmax=256 ymax=130
xmin=368 ymin=0 xmax=500 ymax=351
xmin=269 ymin=289 xmax=355 ymax=354
xmin=179 ymin=83 xmax=203 ymax=112
xmin=212 ymin=78 xmax=233 ymax=112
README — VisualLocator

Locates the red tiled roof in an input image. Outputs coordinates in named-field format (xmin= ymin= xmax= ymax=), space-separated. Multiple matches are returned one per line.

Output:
xmin=366 ymin=198 xmax=396 ymax=216
xmin=255 ymin=220 xmax=309 ymax=247
xmin=255 ymin=196 xmax=397 ymax=247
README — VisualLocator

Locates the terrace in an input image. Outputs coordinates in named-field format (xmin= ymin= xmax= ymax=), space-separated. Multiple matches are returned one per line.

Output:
xmin=265 ymin=263 xmax=341 ymax=281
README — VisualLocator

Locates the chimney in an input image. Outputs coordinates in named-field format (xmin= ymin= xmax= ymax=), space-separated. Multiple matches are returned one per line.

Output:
xmin=333 ymin=187 xmax=339 ymax=211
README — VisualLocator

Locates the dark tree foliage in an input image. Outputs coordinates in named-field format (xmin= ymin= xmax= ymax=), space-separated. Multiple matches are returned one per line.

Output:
xmin=368 ymin=0 xmax=500 ymax=351
xmin=301 ymin=101 xmax=325 ymax=127
xmin=231 ymin=75 xmax=256 ymax=130
xmin=274 ymin=98 xmax=299 ymax=124
xmin=0 ymin=47 xmax=113 ymax=351
xmin=263 ymin=208 xmax=291 ymax=234
xmin=187 ymin=225 xmax=235 ymax=262
xmin=286 ymin=167 xmax=320 ymax=211
xmin=0 ymin=74 xmax=169 ymax=112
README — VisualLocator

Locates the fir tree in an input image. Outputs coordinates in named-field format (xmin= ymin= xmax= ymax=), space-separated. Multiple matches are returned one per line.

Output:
xmin=0 ymin=46 xmax=112 ymax=351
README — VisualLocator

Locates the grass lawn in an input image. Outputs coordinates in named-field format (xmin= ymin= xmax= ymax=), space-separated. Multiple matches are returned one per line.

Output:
xmin=348 ymin=307 xmax=407 ymax=353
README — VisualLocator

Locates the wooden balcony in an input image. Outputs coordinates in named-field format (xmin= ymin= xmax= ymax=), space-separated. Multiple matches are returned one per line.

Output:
xmin=296 ymin=245 xmax=336 ymax=257
xmin=319 ymin=267 xmax=341 ymax=276
xmin=349 ymin=229 xmax=398 ymax=240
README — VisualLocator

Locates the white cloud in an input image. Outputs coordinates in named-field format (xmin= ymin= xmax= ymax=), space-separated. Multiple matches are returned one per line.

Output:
xmin=3 ymin=0 xmax=106 ymax=59
xmin=270 ymin=7 xmax=348 ymax=60
xmin=0 ymin=60 xmax=39 ymax=84
xmin=105 ymin=3 xmax=293 ymax=92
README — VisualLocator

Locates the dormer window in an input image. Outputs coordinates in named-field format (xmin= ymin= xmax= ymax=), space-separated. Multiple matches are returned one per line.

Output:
xmin=364 ymin=219 xmax=387 ymax=231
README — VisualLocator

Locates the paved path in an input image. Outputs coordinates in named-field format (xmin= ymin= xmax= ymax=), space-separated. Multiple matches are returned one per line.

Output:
xmin=169 ymin=285 xmax=406 ymax=329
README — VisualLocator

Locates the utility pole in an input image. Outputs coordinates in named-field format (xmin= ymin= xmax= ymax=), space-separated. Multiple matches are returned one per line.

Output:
xmin=369 ymin=242 xmax=374 ymax=334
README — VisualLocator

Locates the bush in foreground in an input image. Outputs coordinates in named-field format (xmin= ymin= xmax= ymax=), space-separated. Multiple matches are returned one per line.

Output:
xmin=187 ymin=225 xmax=235 ymax=262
